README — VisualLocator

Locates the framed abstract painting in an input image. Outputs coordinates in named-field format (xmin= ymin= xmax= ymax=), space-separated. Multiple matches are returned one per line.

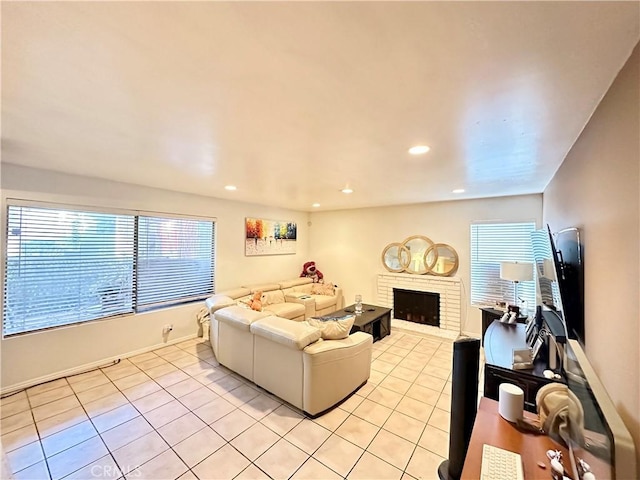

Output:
xmin=245 ymin=217 xmax=297 ymax=256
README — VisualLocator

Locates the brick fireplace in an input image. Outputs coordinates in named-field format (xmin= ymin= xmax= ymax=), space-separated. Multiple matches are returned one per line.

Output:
xmin=393 ymin=288 xmax=440 ymax=326
xmin=377 ymin=273 xmax=461 ymax=338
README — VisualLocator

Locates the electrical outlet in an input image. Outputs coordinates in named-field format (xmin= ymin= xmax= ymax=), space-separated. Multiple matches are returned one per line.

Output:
xmin=162 ymin=324 xmax=173 ymax=334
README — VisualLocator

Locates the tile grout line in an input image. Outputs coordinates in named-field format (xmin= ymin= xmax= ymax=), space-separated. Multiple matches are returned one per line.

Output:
xmin=107 ymin=345 xmax=218 ymax=478
xmin=40 ymin=345 xmax=193 ymax=478
xmin=104 ymin=341 xmax=217 ymax=478
xmin=107 ymin=342 xmax=253 ymax=478
xmin=8 ymin=333 xmax=454 ymax=480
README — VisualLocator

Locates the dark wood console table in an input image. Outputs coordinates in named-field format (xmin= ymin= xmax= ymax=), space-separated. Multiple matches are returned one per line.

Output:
xmin=462 ymin=397 xmax=609 ymax=479
xmin=480 ymin=307 xmax=526 ymax=345
xmin=483 ymin=320 xmax=563 ymax=412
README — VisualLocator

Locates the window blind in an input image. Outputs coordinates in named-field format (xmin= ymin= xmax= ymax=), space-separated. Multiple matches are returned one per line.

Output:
xmin=470 ymin=222 xmax=536 ymax=310
xmin=3 ymin=203 xmax=216 ymax=336
xmin=3 ymin=205 xmax=135 ymax=336
xmin=136 ymin=216 xmax=214 ymax=309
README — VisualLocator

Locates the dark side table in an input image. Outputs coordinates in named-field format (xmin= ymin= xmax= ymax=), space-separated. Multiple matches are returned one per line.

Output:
xmin=332 ymin=304 xmax=391 ymax=342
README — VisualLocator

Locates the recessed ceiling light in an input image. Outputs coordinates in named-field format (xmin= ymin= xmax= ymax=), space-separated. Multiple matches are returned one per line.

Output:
xmin=312 ymin=203 xmax=321 ymax=208
xmin=224 ymin=185 xmax=237 ymax=191
xmin=341 ymin=188 xmax=354 ymax=194
xmin=408 ymin=145 xmax=430 ymax=155
xmin=452 ymin=188 xmax=465 ymax=194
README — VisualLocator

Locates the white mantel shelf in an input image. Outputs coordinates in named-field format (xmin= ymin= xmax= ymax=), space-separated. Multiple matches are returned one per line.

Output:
xmin=378 ymin=272 xmax=461 ymax=283
xmin=377 ymin=273 xmax=461 ymax=338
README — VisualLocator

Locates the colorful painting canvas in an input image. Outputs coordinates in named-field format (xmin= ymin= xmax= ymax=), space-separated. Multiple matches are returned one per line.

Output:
xmin=245 ymin=218 xmax=297 ymax=256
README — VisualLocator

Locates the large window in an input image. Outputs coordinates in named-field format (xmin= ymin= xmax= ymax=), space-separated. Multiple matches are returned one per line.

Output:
xmin=470 ymin=222 xmax=536 ymax=310
xmin=3 ymin=203 xmax=215 ymax=336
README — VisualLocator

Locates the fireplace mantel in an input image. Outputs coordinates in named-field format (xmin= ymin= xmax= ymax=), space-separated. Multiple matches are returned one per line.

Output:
xmin=377 ymin=273 xmax=461 ymax=337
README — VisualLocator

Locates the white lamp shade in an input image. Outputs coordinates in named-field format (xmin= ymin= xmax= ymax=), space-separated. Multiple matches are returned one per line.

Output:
xmin=500 ymin=261 xmax=533 ymax=282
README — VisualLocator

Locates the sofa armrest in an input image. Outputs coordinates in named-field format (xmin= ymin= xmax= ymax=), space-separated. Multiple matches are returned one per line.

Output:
xmin=285 ymin=293 xmax=315 ymax=319
xmin=302 ymin=332 xmax=373 ymax=415
xmin=333 ymin=286 xmax=344 ymax=310
xmin=303 ymin=331 xmax=372 ymax=359
xmin=205 ymin=294 xmax=236 ymax=314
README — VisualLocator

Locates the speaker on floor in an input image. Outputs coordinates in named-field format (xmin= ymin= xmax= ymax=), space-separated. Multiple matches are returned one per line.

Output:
xmin=438 ymin=336 xmax=480 ymax=480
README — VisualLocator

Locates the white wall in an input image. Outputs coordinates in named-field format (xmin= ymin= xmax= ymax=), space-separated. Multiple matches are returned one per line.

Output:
xmin=309 ymin=194 xmax=542 ymax=335
xmin=543 ymin=44 xmax=639 ymax=462
xmin=0 ymin=164 xmax=310 ymax=391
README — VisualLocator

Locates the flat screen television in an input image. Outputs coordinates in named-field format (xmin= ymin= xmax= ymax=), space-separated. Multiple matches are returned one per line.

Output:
xmin=531 ymin=226 xmax=636 ymax=477
xmin=554 ymin=227 xmax=585 ymax=346
xmin=530 ymin=225 xmax=585 ymax=347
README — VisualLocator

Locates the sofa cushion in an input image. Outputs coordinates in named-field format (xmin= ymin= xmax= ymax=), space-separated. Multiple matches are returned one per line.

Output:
xmin=215 ymin=306 xmax=270 ymax=331
xmin=311 ymin=283 xmax=335 ymax=296
xmin=279 ymin=278 xmax=314 ymax=289
xmin=291 ymin=283 xmax=313 ymax=294
xmin=245 ymin=283 xmax=281 ymax=294
xmin=218 ymin=287 xmax=252 ymax=299
xmin=312 ymin=295 xmax=337 ymax=311
xmin=264 ymin=302 xmax=305 ymax=320
xmin=235 ymin=291 xmax=265 ymax=311
xmin=263 ymin=289 xmax=285 ymax=305
xmin=251 ymin=316 xmax=322 ymax=350
xmin=307 ymin=315 xmax=355 ymax=340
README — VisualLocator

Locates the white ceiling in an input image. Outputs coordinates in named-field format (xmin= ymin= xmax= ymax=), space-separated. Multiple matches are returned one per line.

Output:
xmin=2 ymin=2 xmax=639 ymax=212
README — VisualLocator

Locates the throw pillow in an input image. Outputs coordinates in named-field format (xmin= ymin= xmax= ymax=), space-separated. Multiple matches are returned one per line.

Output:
xmin=307 ymin=314 xmax=355 ymax=340
xmin=311 ymin=283 xmax=335 ymax=296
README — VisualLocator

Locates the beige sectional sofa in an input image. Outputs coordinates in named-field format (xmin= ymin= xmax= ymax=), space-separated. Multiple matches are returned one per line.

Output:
xmin=279 ymin=279 xmax=344 ymax=317
xmin=204 ymin=280 xmax=370 ymax=416
xmin=205 ymin=277 xmax=344 ymax=321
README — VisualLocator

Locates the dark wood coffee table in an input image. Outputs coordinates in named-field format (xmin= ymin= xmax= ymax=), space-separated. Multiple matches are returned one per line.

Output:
xmin=333 ymin=304 xmax=391 ymax=342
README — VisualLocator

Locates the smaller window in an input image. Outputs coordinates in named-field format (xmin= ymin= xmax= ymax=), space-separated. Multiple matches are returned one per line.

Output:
xmin=136 ymin=216 xmax=215 ymax=310
xmin=470 ymin=222 xmax=536 ymax=310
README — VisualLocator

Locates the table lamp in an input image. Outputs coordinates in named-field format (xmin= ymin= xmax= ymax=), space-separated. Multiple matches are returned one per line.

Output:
xmin=500 ymin=261 xmax=533 ymax=313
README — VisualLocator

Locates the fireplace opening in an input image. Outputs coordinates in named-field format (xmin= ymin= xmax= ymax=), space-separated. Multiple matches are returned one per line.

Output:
xmin=393 ymin=288 xmax=440 ymax=327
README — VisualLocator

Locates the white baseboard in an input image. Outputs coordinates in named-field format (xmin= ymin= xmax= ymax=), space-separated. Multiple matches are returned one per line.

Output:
xmin=1 ymin=333 xmax=200 ymax=396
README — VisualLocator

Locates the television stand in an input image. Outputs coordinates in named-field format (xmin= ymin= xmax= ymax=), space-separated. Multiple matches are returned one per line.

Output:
xmin=480 ymin=307 xmax=527 ymax=346
xmin=483 ymin=320 xmax=563 ymax=412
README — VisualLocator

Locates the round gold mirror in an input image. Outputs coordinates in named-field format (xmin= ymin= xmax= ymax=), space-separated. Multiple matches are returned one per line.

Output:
xmin=381 ymin=242 xmax=410 ymax=272
xmin=424 ymin=243 xmax=459 ymax=276
xmin=402 ymin=235 xmax=434 ymax=275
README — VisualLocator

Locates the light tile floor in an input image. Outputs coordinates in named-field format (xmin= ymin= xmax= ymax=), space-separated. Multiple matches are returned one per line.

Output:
xmin=1 ymin=330 xmax=463 ymax=480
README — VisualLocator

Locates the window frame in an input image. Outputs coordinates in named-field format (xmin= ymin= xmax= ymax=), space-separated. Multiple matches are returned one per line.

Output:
xmin=470 ymin=220 xmax=537 ymax=310
xmin=2 ymin=199 xmax=216 ymax=337
xmin=135 ymin=214 xmax=216 ymax=311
